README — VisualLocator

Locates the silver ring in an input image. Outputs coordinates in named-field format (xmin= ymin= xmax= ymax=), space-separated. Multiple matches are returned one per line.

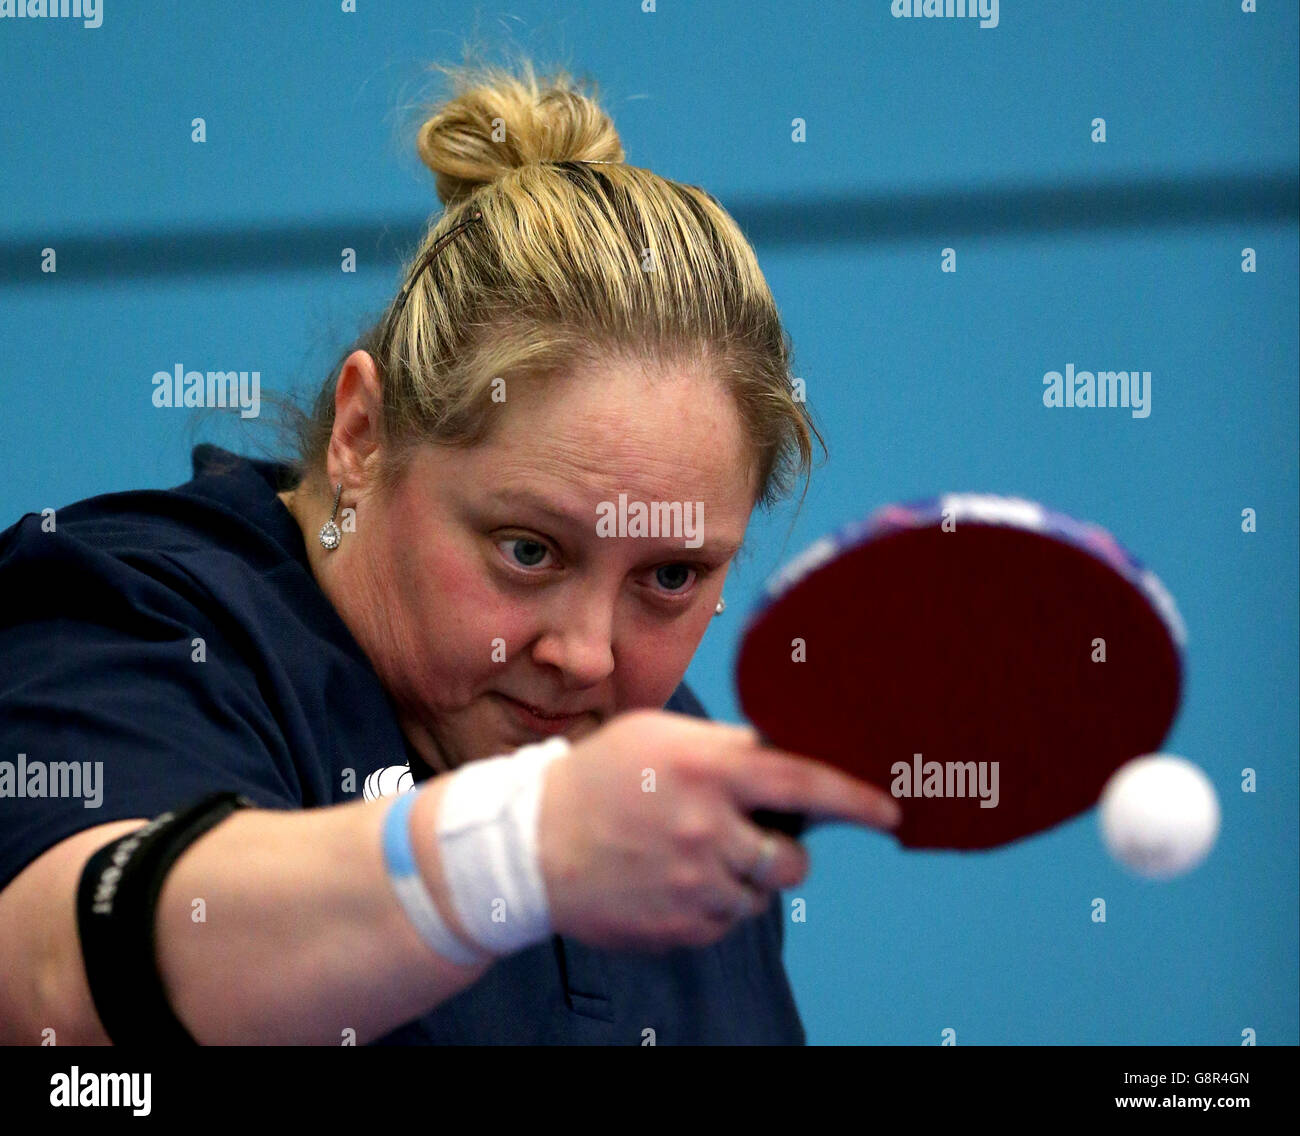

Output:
xmin=742 ymin=833 xmax=780 ymax=888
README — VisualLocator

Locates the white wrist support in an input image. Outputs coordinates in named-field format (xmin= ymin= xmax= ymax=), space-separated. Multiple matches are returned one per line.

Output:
xmin=434 ymin=735 xmax=571 ymax=957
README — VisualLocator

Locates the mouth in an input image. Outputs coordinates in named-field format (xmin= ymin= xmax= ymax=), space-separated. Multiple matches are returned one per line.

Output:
xmin=494 ymin=693 xmax=593 ymax=736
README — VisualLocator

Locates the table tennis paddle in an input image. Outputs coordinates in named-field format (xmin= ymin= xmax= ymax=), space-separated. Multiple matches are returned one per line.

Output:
xmin=737 ymin=493 xmax=1186 ymax=849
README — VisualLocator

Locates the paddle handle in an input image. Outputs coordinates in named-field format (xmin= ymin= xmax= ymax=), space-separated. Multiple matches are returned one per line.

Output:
xmin=750 ymin=808 xmax=808 ymax=838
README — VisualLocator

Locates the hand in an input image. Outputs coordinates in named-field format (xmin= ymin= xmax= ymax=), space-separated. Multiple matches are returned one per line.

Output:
xmin=536 ymin=708 xmax=900 ymax=953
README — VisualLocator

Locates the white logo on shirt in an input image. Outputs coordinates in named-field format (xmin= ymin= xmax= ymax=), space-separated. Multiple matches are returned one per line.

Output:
xmin=362 ymin=765 xmax=414 ymax=801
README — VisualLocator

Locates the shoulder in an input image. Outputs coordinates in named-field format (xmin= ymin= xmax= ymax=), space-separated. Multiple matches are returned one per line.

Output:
xmin=664 ymin=681 xmax=709 ymax=719
xmin=0 ymin=448 xmax=305 ymax=629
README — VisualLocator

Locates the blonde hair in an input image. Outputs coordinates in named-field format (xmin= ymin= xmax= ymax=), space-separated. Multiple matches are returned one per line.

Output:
xmin=293 ymin=56 xmax=824 ymax=509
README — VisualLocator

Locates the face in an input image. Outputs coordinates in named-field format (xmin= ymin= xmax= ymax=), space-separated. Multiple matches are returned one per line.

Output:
xmin=305 ymin=352 xmax=758 ymax=774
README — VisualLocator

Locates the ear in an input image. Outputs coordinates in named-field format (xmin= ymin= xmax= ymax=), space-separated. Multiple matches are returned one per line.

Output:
xmin=326 ymin=350 xmax=386 ymax=495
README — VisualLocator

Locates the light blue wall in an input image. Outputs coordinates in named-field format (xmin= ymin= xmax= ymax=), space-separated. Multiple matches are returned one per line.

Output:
xmin=2 ymin=0 xmax=1296 ymax=1045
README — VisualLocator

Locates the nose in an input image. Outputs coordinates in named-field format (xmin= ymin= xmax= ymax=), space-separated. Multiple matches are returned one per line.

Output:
xmin=529 ymin=594 xmax=616 ymax=688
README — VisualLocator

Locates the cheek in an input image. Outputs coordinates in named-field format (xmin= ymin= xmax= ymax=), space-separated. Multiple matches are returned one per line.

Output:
xmin=397 ymin=538 xmax=535 ymax=684
xmin=619 ymin=615 xmax=712 ymax=707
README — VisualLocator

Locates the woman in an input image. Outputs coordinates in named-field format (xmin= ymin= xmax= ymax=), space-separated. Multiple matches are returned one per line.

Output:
xmin=0 ymin=59 xmax=899 ymax=1045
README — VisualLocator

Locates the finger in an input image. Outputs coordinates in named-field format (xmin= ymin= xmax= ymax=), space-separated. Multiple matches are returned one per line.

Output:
xmin=726 ymin=747 xmax=903 ymax=832
xmin=720 ymin=816 xmax=808 ymax=890
xmin=700 ymin=877 xmax=772 ymax=924
xmin=662 ymin=712 xmax=759 ymax=746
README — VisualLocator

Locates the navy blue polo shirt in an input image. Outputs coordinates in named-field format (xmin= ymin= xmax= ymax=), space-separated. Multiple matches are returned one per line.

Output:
xmin=0 ymin=444 xmax=805 ymax=1045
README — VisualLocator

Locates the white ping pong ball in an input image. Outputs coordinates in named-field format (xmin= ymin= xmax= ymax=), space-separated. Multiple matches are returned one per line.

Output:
xmin=1098 ymin=755 xmax=1220 ymax=879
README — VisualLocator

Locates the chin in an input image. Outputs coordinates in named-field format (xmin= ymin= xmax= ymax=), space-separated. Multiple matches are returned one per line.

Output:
xmin=431 ymin=697 xmax=603 ymax=770
xmin=496 ymin=718 xmax=590 ymax=750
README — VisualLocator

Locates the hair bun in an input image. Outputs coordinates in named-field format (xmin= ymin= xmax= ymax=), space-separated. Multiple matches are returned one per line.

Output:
xmin=416 ymin=58 xmax=625 ymax=208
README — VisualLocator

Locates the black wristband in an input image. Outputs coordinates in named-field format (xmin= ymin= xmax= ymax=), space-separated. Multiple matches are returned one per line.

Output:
xmin=76 ymin=791 xmax=254 ymax=1046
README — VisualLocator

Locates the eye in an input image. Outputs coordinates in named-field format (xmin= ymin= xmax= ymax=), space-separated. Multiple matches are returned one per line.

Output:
xmin=653 ymin=563 xmax=696 ymax=593
xmin=497 ymin=536 xmax=554 ymax=570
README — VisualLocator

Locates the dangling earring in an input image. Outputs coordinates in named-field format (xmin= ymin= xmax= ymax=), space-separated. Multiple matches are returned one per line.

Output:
xmin=714 ymin=597 xmax=726 ymax=616
xmin=319 ymin=483 xmax=343 ymax=550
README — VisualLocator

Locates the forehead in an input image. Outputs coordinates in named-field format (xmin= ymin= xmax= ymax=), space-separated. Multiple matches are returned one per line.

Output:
xmin=473 ymin=360 xmax=758 ymax=505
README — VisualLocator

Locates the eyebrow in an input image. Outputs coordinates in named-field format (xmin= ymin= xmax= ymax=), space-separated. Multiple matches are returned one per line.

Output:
xmin=487 ymin=487 xmax=588 ymax=529
xmin=487 ymin=487 xmax=744 ymax=558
